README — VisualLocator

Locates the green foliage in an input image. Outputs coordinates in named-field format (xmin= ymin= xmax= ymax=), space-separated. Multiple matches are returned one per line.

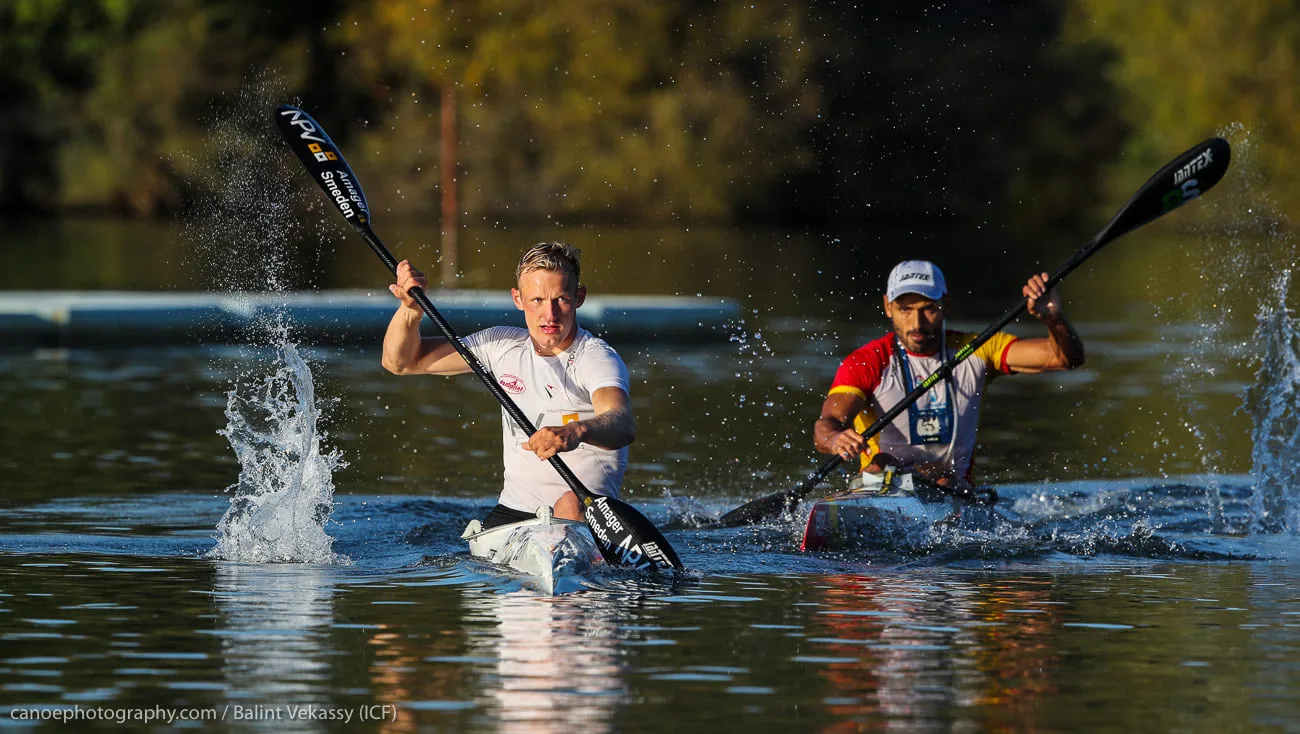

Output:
xmin=0 ymin=0 xmax=320 ymax=216
xmin=0 ymin=0 xmax=115 ymax=207
xmin=0 ymin=0 xmax=1140 ymax=234
xmin=333 ymin=0 xmax=820 ymax=221
xmin=1066 ymin=0 xmax=1300 ymax=224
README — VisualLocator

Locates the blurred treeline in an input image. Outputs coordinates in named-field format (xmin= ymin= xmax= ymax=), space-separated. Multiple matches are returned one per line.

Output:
xmin=0 ymin=0 xmax=1284 ymax=232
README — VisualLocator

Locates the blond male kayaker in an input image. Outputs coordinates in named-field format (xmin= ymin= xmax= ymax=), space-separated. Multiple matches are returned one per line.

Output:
xmin=813 ymin=260 xmax=1084 ymax=489
xmin=382 ymin=242 xmax=634 ymax=528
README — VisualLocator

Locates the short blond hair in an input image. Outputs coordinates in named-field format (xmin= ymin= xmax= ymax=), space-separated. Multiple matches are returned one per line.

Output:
xmin=515 ymin=242 xmax=581 ymax=285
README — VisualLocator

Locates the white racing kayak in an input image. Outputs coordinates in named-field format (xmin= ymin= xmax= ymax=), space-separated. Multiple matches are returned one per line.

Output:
xmin=461 ymin=507 xmax=604 ymax=594
xmin=800 ymin=470 xmax=1000 ymax=551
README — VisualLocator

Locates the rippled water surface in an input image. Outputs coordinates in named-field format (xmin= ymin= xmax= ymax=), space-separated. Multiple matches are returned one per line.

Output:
xmin=4 ymin=293 xmax=1300 ymax=731
xmin=4 ymin=543 xmax=1300 ymax=732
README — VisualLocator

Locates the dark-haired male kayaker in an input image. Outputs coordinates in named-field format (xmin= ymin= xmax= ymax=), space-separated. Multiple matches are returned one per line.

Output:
xmin=814 ymin=260 xmax=1084 ymax=490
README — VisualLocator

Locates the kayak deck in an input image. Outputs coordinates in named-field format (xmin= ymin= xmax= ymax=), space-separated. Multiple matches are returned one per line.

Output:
xmin=462 ymin=508 xmax=604 ymax=594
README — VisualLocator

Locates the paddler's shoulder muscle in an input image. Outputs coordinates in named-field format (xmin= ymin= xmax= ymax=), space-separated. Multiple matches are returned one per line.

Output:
xmin=461 ymin=325 xmax=530 ymax=369
xmin=949 ymin=330 xmax=1019 ymax=376
xmin=829 ymin=333 xmax=895 ymax=399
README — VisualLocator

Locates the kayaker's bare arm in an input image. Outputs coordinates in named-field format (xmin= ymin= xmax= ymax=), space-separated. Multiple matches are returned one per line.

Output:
xmin=523 ymin=386 xmax=635 ymax=460
xmin=381 ymin=260 xmax=471 ymax=375
xmin=814 ymin=392 xmax=868 ymax=460
xmin=814 ymin=393 xmax=898 ymax=472
xmin=1005 ymin=272 xmax=1085 ymax=373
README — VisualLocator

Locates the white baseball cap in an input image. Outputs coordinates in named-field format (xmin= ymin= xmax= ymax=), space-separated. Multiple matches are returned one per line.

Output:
xmin=886 ymin=260 xmax=947 ymax=302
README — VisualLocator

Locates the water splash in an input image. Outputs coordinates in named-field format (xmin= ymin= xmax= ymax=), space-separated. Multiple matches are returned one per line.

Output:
xmin=208 ymin=331 xmax=347 ymax=564
xmin=1215 ymin=126 xmax=1300 ymax=534
xmin=1156 ymin=125 xmax=1300 ymax=533
xmin=183 ymin=75 xmax=349 ymax=561
xmin=1246 ymin=269 xmax=1300 ymax=533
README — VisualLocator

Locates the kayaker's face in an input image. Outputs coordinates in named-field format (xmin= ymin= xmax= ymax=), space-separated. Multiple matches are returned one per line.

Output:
xmin=884 ymin=293 xmax=946 ymax=355
xmin=513 ymin=269 xmax=586 ymax=356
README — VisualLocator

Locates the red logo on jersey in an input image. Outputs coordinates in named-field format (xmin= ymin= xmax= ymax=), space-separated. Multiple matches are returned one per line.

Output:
xmin=499 ymin=374 xmax=526 ymax=394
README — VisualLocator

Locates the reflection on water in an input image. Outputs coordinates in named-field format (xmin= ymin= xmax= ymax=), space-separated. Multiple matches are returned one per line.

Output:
xmin=807 ymin=574 xmax=1063 ymax=728
xmin=209 ymin=563 xmax=336 ymax=704
xmin=4 ymin=552 xmax=1300 ymax=731
xmin=463 ymin=593 xmax=622 ymax=733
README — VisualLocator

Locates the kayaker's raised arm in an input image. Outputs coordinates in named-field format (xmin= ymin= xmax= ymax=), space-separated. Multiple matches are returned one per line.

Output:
xmin=1003 ymin=272 xmax=1086 ymax=373
xmin=381 ymin=260 xmax=470 ymax=376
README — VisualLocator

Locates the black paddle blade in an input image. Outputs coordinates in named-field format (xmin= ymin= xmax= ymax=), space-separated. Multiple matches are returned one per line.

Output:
xmin=717 ymin=482 xmax=803 ymax=528
xmin=274 ymin=104 xmax=372 ymax=230
xmin=717 ymin=495 xmax=787 ymax=528
xmin=584 ymin=495 xmax=684 ymax=571
xmin=1098 ymin=137 xmax=1231 ymax=248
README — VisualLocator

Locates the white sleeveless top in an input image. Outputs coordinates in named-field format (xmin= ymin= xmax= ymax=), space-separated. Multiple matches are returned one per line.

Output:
xmin=461 ymin=326 xmax=630 ymax=512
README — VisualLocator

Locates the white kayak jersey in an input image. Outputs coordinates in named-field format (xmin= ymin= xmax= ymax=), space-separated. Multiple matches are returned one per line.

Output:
xmin=461 ymin=325 xmax=630 ymax=512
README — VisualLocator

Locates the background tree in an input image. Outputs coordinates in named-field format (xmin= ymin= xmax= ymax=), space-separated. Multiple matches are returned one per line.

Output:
xmin=1066 ymin=0 xmax=1298 ymax=224
xmin=792 ymin=2 xmax=1124 ymax=231
xmin=0 ymin=0 xmax=333 ymax=216
xmin=332 ymin=0 xmax=821 ymax=222
xmin=0 ymin=0 xmax=1162 ymax=239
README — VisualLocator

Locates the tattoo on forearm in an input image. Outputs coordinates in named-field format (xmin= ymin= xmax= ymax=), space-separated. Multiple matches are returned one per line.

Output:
xmin=1053 ymin=318 xmax=1085 ymax=366
xmin=579 ymin=406 xmax=633 ymax=448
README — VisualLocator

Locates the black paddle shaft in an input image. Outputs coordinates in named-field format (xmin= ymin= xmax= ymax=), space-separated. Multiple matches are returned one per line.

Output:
xmin=274 ymin=104 xmax=683 ymax=570
xmin=718 ymin=137 xmax=1232 ymax=527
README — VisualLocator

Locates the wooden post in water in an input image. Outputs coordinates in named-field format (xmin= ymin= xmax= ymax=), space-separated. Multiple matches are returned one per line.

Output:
xmin=440 ymin=83 xmax=459 ymax=289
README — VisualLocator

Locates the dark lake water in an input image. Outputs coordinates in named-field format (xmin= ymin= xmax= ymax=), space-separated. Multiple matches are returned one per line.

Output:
xmin=3 ymin=212 xmax=1300 ymax=731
